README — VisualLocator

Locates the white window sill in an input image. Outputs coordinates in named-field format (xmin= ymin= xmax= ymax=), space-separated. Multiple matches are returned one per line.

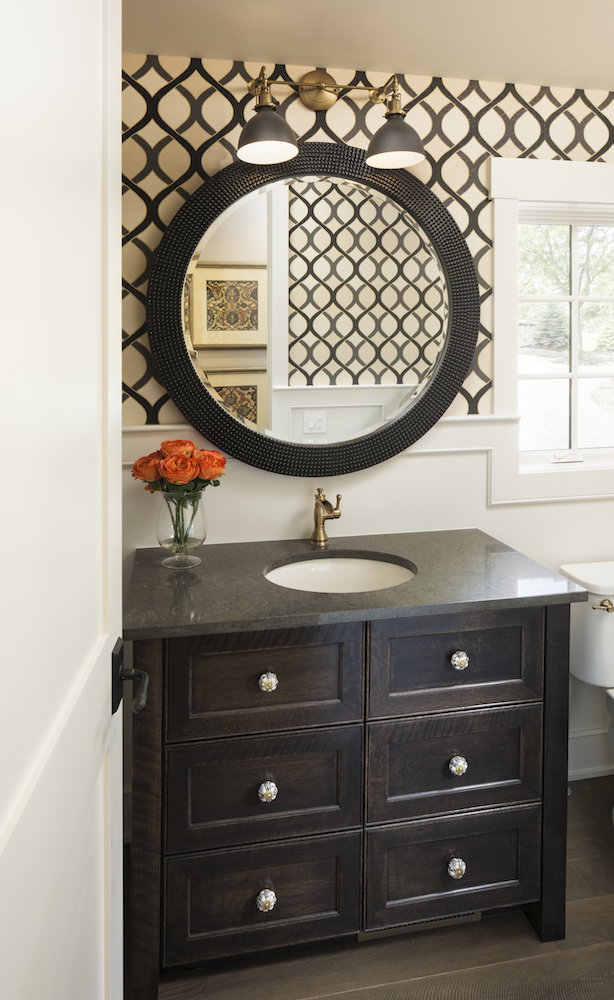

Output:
xmin=520 ymin=448 xmax=614 ymax=474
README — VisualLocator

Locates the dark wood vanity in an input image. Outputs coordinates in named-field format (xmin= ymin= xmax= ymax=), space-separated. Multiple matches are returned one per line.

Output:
xmin=124 ymin=530 xmax=586 ymax=1000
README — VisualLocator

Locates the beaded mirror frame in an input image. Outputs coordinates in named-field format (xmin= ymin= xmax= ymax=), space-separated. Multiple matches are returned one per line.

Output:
xmin=147 ymin=143 xmax=480 ymax=477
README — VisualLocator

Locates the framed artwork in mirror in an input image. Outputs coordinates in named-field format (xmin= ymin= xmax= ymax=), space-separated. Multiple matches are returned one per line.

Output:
xmin=187 ymin=262 xmax=268 ymax=349
xmin=200 ymin=368 xmax=268 ymax=427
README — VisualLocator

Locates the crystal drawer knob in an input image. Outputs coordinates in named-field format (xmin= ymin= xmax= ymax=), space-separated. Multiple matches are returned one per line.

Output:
xmin=448 ymin=857 xmax=467 ymax=879
xmin=449 ymin=755 xmax=468 ymax=776
xmin=256 ymin=888 xmax=277 ymax=912
xmin=258 ymin=671 xmax=278 ymax=692
xmin=258 ymin=780 xmax=278 ymax=803
xmin=450 ymin=651 xmax=469 ymax=671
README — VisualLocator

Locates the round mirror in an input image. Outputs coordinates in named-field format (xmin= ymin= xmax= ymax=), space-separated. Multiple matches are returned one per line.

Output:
xmin=185 ymin=175 xmax=450 ymax=444
xmin=147 ymin=144 xmax=479 ymax=476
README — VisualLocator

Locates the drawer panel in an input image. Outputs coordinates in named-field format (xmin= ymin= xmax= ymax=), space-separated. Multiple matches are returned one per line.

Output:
xmin=369 ymin=608 xmax=543 ymax=718
xmin=366 ymin=804 xmax=541 ymax=929
xmin=166 ymin=725 xmax=362 ymax=852
xmin=163 ymin=832 xmax=361 ymax=965
xmin=167 ymin=623 xmax=363 ymax=741
xmin=367 ymin=704 xmax=542 ymax=823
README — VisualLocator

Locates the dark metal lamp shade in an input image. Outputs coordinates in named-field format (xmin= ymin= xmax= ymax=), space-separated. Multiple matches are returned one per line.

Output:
xmin=237 ymin=106 xmax=300 ymax=164
xmin=366 ymin=113 xmax=425 ymax=169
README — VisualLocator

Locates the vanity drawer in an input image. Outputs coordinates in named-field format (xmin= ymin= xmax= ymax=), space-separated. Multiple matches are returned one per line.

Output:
xmin=163 ymin=831 xmax=361 ymax=965
xmin=366 ymin=704 xmax=542 ymax=823
xmin=365 ymin=803 xmax=541 ymax=930
xmin=369 ymin=608 xmax=543 ymax=718
xmin=166 ymin=623 xmax=363 ymax=741
xmin=165 ymin=725 xmax=362 ymax=852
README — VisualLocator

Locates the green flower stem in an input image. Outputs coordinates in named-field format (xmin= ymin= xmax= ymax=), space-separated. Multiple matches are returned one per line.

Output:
xmin=162 ymin=488 xmax=204 ymax=554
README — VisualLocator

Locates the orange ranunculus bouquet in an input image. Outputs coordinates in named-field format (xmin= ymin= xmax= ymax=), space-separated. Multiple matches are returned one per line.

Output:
xmin=132 ymin=440 xmax=226 ymax=568
xmin=132 ymin=440 xmax=226 ymax=493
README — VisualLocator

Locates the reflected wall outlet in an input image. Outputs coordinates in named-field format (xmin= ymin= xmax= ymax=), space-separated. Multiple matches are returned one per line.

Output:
xmin=303 ymin=410 xmax=327 ymax=433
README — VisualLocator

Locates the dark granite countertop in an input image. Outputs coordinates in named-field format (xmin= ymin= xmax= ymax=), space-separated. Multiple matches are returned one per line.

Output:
xmin=123 ymin=529 xmax=587 ymax=640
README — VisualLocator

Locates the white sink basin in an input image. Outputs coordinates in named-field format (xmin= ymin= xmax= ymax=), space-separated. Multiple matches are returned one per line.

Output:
xmin=264 ymin=555 xmax=416 ymax=594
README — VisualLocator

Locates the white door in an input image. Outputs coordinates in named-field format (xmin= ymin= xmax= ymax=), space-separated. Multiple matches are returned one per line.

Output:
xmin=0 ymin=0 xmax=123 ymax=996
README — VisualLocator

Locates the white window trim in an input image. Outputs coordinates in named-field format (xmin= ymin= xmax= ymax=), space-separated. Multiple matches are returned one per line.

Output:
xmin=490 ymin=157 xmax=614 ymax=501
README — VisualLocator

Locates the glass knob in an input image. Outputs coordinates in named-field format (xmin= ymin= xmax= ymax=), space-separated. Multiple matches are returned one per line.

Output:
xmin=448 ymin=857 xmax=467 ymax=879
xmin=256 ymin=888 xmax=277 ymax=912
xmin=258 ymin=671 xmax=278 ymax=692
xmin=449 ymin=755 xmax=468 ymax=776
xmin=258 ymin=780 xmax=278 ymax=803
xmin=450 ymin=651 xmax=469 ymax=671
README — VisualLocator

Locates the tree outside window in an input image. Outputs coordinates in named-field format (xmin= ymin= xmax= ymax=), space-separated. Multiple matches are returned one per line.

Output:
xmin=518 ymin=223 xmax=614 ymax=454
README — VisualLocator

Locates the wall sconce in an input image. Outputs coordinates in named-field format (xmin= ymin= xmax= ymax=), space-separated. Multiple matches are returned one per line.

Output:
xmin=237 ymin=68 xmax=425 ymax=169
xmin=237 ymin=68 xmax=300 ymax=164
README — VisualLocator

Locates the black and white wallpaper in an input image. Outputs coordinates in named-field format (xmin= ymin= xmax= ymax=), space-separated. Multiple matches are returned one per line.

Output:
xmin=287 ymin=176 xmax=448 ymax=388
xmin=122 ymin=55 xmax=614 ymax=424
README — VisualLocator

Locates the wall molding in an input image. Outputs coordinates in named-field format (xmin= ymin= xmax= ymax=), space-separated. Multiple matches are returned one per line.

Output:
xmin=490 ymin=158 xmax=614 ymax=203
xmin=568 ymin=727 xmax=614 ymax=781
xmin=570 ymin=726 xmax=609 ymax=740
xmin=122 ymin=419 xmax=614 ymax=505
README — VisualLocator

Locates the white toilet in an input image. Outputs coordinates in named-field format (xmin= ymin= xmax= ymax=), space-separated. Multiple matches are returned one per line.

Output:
xmin=560 ymin=561 xmax=614 ymax=819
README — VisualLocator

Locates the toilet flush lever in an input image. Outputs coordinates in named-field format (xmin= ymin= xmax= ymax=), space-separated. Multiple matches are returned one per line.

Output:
xmin=592 ymin=599 xmax=614 ymax=613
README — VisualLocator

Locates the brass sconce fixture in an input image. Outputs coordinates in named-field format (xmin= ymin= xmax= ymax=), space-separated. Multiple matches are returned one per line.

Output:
xmin=237 ymin=67 xmax=425 ymax=168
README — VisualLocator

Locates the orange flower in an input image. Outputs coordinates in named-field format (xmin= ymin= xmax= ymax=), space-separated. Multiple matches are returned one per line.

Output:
xmin=159 ymin=454 xmax=199 ymax=484
xmin=194 ymin=449 xmax=226 ymax=480
xmin=132 ymin=452 xmax=162 ymax=482
xmin=160 ymin=439 xmax=195 ymax=457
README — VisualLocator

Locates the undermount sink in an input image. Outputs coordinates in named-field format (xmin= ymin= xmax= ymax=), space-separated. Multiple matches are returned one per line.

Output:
xmin=264 ymin=553 xmax=416 ymax=594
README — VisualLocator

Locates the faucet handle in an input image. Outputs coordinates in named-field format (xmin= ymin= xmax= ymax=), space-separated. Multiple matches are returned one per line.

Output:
xmin=314 ymin=488 xmax=341 ymax=511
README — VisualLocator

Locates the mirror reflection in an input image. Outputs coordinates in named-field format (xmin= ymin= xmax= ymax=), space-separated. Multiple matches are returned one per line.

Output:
xmin=182 ymin=175 xmax=450 ymax=444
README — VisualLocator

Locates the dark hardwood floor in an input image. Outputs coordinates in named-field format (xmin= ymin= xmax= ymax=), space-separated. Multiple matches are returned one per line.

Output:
xmin=156 ymin=776 xmax=614 ymax=1000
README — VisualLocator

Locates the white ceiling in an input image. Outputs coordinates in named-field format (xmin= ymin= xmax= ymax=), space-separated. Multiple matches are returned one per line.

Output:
xmin=123 ymin=0 xmax=614 ymax=93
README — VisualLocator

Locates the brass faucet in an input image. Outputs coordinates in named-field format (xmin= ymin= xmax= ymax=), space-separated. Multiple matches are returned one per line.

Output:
xmin=311 ymin=488 xmax=342 ymax=547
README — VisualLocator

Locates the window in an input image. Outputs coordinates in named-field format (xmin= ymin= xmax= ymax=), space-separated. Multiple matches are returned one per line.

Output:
xmin=490 ymin=159 xmax=614 ymax=491
xmin=518 ymin=212 xmax=614 ymax=460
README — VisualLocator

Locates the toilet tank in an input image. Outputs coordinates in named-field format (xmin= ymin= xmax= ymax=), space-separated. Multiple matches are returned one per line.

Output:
xmin=560 ymin=562 xmax=614 ymax=688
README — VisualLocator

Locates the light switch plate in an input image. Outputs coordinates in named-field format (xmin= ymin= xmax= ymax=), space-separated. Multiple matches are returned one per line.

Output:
xmin=303 ymin=410 xmax=326 ymax=434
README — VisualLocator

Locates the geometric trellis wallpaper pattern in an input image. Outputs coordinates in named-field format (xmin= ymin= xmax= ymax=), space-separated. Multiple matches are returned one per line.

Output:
xmin=122 ymin=53 xmax=614 ymax=425
xmin=288 ymin=176 xmax=448 ymax=388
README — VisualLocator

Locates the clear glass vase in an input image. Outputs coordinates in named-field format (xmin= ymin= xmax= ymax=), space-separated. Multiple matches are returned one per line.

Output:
xmin=156 ymin=489 xmax=207 ymax=569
